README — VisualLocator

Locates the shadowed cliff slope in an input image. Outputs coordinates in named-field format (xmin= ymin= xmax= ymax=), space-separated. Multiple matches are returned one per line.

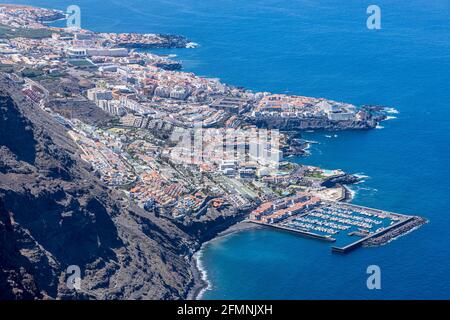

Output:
xmin=0 ymin=79 xmax=196 ymax=300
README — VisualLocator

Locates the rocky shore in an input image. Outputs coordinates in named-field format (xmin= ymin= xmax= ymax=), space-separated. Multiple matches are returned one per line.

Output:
xmin=282 ymin=132 xmax=311 ymax=157
xmin=0 ymin=3 xmax=418 ymax=300
xmin=37 ymin=11 xmax=66 ymax=23
xmin=154 ymin=60 xmax=183 ymax=71
xmin=251 ymin=117 xmax=379 ymax=131
xmin=321 ymin=174 xmax=360 ymax=188
xmin=113 ymin=34 xmax=192 ymax=49
xmin=363 ymin=216 xmax=428 ymax=247
xmin=247 ymin=106 xmax=387 ymax=132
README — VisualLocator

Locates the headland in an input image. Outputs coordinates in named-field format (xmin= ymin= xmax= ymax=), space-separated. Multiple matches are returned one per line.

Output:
xmin=0 ymin=4 xmax=427 ymax=300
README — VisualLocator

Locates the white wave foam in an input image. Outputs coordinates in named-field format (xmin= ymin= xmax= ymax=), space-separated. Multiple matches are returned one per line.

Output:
xmin=354 ymin=173 xmax=370 ymax=184
xmin=193 ymin=249 xmax=212 ymax=300
xmin=354 ymin=173 xmax=370 ymax=179
xmin=345 ymin=186 xmax=357 ymax=200
xmin=186 ymin=42 xmax=199 ymax=48
xmin=385 ymin=107 xmax=400 ymax=114
xmin=356 ymin=186 xmax=378 ymax=192
xmin=376 ymin=125 xmax=384 ymax=129
xmin=385 ymin=116 xmax=397 ymax=121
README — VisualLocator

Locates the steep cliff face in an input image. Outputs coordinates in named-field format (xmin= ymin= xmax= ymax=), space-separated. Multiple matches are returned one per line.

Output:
xmin=247 ymin=108 xmax=387 ymax=131
xmin=0 ymin=80 xmax=196 ymax=300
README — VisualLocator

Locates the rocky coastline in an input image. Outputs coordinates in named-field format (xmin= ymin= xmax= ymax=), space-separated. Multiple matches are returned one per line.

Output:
xmin=246 ymin=105 xmax=387 ymax=132
xmin=362 ymin=216 xmax=428 ymax=247
xmin=0 ymin=3 xmax=417 ymax=300
xmin=321 ymin=174 xmax=360 ymax=188
xmin=250 ymin=116 xmax=382 ymax=131
xmin=113 ymin=35 xmax=192 ymax=49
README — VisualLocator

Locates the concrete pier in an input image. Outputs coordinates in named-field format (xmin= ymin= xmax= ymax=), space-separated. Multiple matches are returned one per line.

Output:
xmin=249 ymin=199 xmax=422 ymax=254
xmin=331 ymin=216 xmax=415 ymax=254
xmin=249 ymin=221 xmax=336 ymax=242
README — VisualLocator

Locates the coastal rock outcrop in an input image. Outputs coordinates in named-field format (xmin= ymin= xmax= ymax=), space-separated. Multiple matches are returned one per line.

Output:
xmin=247 ymin=106 xmax=387 ymax=131
xmin=114 ymin=34 xmax=190 ymax=49
xmin=321 ymin=174 xmax=360 ymax=188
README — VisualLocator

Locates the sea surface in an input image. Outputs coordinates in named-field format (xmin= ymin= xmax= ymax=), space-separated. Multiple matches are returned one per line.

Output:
xmin=10 ymin=0 xmax=450 ymax=299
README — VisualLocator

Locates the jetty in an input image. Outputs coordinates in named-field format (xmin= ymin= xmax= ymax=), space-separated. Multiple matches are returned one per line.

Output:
xmin=249 ymin=198 xmax=426 ymax=254
xmin=249 ymin=220 xmax=336 ymax=242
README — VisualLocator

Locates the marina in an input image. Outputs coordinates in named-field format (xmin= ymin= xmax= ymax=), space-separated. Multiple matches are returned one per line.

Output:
xmin=249 ymin=197 xmax=423 ymax=253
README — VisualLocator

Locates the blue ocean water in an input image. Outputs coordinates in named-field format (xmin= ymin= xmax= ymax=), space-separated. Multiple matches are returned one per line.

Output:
xmin=9 ymin=0 xmax=450 ymax=299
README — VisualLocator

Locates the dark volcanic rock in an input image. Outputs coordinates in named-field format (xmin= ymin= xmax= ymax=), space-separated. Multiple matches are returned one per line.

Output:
xmin=177 ymin=207 xmax=249 ymax=243
xmin=321 ymin=174 xmax=359 ymax=188
xmin=0 ymin=96 xmax=37 ymax=165
xmin=0 ymin=78 xmax=196 ymax=300
xmin=116 ymin=34 xmax=190 ymax=49
xmin=46 ymin=99 xmax=113 ymax=126
xmin=250 ymin=117 xmax=378 ymax=131
xmin=154 ymin=61 xmax=183 ymax=71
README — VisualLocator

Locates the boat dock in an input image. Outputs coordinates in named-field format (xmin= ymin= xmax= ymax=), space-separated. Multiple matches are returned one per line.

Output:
xmin=331 ymin=216 xmax=415 ymax=253
xmin=249 ymin=198 xmax=422 ymax=254
xmin=249 ymin=220 xmax=336 ymax=242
